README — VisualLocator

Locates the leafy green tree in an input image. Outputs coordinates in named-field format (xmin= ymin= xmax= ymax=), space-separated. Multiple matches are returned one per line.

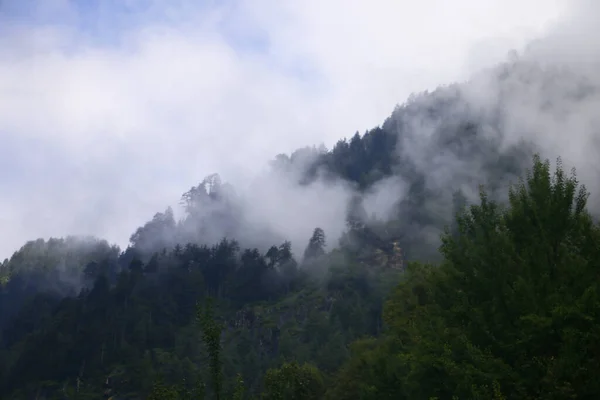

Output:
xmin=148 ymin=378 xmax=181 ymax=400
xmin=197 ymin=298 xmax=224 ymax=400
xmin=232 ymin=374 xmax=245 ymax=400
xmin=325 ymin=336 xmax=405 ymax=400
xmin=261 ymin=361 xmax=324 ymax=400
xmin=385 ymin=155 xmax=600 ymax=399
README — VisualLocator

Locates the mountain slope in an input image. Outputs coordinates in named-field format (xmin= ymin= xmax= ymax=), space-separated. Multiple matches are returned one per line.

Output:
xmin=1 ymin=54 xmax=600 ymax=398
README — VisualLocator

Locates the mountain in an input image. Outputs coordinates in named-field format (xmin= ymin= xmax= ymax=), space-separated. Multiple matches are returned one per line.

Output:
xmin=1 ymin=54 xmax=600 ymax=399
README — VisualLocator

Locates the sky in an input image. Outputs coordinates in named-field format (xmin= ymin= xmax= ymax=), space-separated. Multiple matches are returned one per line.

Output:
xmin=0 ymin=0 xmax=569 ymax=259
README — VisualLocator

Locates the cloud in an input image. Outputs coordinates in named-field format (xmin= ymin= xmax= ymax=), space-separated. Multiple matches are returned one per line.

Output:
xmin=354 ymin=0 xmax=600 ymax=259
xmin=0 ymin=0 xmax=568 ymax=258
xmin=452 ymin=0 xmax=600 ymax=204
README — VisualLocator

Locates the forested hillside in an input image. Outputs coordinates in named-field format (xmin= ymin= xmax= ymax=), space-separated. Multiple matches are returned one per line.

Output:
xmin=2 ymin=56 xmax=600 ymax=399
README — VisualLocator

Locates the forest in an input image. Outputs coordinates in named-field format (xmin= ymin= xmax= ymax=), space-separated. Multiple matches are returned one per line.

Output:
xmin=2 ymin=58 xmax=600 ymax=399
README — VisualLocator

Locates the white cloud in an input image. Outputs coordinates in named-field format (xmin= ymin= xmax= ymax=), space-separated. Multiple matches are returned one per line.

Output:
xmin=0 ymin=0 xmax=568 ymax=258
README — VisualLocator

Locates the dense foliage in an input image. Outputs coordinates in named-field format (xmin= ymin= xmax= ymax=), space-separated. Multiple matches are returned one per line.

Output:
xmin=2 ymin=61 xmax=600 ymax=398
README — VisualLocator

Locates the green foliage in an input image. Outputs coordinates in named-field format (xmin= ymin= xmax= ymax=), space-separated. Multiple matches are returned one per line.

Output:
xmin=4 ymin=114 xmax=600 ymax=400
xmin=148 ymin=378 xmax=182 ymax=400
xmin=326 ymin=336 xmax=406 ymax=400
xmin=261 ymin=361 xmax=324 ymax=400
xmin=331 ymin=154 xmax=600 ymax=399
xmin=232 ymin=374 xmax=245 ymax=400
xmin=197 ymin=298 xmax=224 ymax=400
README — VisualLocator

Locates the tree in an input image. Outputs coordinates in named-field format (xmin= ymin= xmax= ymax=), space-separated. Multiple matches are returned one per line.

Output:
xmin=394 ymin=155 xmax=600 ymax=399
xmin=325 ymin=336 xmax=405 ymax=400
xmin=196 ymin=298 xmax=223 ymax=400
xmin=147 ymin=378 xmax=181 ymax=400
xmin=261 ymin=361 xmax=324 ymax=400
xmin=303 ymin=228 xmax=326 ymax=261
xmin=129 ymin=207 xmax=176 ymax=254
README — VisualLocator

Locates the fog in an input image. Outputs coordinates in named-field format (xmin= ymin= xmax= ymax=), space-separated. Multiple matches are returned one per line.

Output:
xmin=459 ymin=0 xmax=600 ymax=208
xmin=0 ymin=0 xmax=587 ymax=259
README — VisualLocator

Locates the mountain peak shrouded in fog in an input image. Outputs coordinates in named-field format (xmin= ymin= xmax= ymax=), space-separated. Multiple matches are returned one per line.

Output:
xmin=2 ymin=1 xmax=600 ymax=399
xmin=0 ymin=0 xmax=567 ymax=259
xmin=1 ymin=0 xmax=599 ymax=268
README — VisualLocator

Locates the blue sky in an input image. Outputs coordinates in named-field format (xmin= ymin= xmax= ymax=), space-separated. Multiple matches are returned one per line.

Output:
xmin=1 ymin=0 xmax=272 ymax=55
xmin=0 ymin=0 xmax=571 ymax=258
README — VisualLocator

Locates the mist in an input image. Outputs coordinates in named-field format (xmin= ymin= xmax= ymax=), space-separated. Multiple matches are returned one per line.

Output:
xmin=5 ymin=0 xmax=600 ymax=270
xmin=462 ymin=0 xmax=600 ymax=206
xmin=3 ymin=3 xmax=600 ymax=397
xmin=362 ymin=0 xmax=600 ymax=253
xmin=0 ymin=0 xmax=567 ymax=259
